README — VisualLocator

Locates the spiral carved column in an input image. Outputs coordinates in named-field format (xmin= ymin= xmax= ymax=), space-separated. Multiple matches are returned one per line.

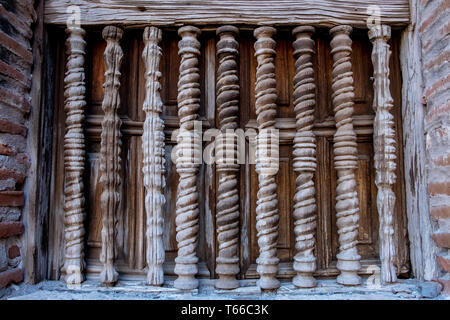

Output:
xmin=254 ymin=26 xmax=280 ymax=291
xmin=99 ymin=26 xmax=123 ymax=287
xmin=63 ymin=26 xmax=87 ymax=285
xmin=291 ymin=26 xmax=318 ymax=288
xmin=215 ymin=25 xmax=240 ymax=290
xmin=369 ymin=25 xmax=397 ymax=284
xmin=174 ymin=26 xmax=202 ymax=290
xmin=330 ymin=25 xmax=361 ymax=286
xmin=142 ymin=26 xmax=166 ymax=286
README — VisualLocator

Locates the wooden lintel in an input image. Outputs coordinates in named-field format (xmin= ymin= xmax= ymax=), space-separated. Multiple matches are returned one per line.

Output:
xmin=45 ymin=0 xmax=410 ymax=28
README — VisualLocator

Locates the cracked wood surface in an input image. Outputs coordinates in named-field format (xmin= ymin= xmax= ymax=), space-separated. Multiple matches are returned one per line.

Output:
xmin=45 ymin=0 xmax=409 ymax=28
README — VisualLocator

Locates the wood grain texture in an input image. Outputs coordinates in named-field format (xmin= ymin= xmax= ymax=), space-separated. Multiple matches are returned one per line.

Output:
xmin=99 ymin=26 xmax=123 ymax=286
xmin=254 ymin=26 xmax=280 ymax=291
xmin=399 ymin=0 xmax=439 ymax=281
xmin=174 ymin=26 xmax=202 ymax=290
xmin=48 ymin=29 xmax=410 ymax=284
xmin=369 ymin=25 xmax=397 ymax=284
xmin=44 ymin=0 xmax=410 ymax=27
xmin=141 ymin=26 xmax=166 ymax=286
xmin=62 ymin=26 xmax=87 ymax=285
xmin=329 ymin=25 xmax=361 ymax=286
xmin=215 ymin=26 xmax=240 ymax=290
xmin=291 ymin=26 xmax=318 ymax=288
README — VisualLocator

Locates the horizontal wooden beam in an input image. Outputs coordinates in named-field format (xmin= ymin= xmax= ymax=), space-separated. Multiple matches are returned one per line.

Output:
xmin=45 ymin=0 xmax=410 ymax=28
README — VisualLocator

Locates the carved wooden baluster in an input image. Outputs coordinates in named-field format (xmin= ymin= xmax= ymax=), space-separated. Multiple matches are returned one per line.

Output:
xmin=142 ymin=26 xmax=166 ymax=286
xmin=291 ymin=26 xmax=318 ymax=288
xmin=254 ymin=26 xmax=280 ymax=291
xmin=174 ymin=26 xmax=202 ymax=290
xmin=330 ymin=25 xmax=361 ymax=286
xmin=99 ymin=26 xmax=123 ymax=287
xmin=215 ymin=25 xmax=240 ymax=290
xmin=369 ymin=25 xmax=397 ymax=284
xmin=63 ymin=26 xmax=87 ymax=285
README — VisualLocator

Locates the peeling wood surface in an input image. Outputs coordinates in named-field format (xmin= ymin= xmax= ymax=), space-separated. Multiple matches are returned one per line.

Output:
xmin=369 ymin=25 xmax=398 ymax=284
xmin=45 ymin=0 xmax=410 ymax=28
xmin=399 ymin=0 xmax=439 ymax=281
xmin=141 ymin=26 xmax=166 ymax=286
xmin=99 ymin=26 xmax=123 ymax=286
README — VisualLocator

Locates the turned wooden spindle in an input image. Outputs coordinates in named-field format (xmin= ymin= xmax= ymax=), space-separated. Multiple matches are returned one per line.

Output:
xmin=174 ymin=25 xmax=202 ymax=290
xmin=215 ymin=25 xmax=240 ymax=290
xmin=142 ymin=26 xmax=166 ymax=286
xmin=254 ymin=26 xmax=280 ymax=291
xmin=291 ymin=26 xmax=318 ymax=288
xmin=369 ymin=25 xmax=397 ymax=284
xmin=330 ymin=25 xmax=361 ymax=286
xmin=99 ymin=25 xmax=123 ymax=287
xmin=63 ymin=26 xmax=87 ymax=285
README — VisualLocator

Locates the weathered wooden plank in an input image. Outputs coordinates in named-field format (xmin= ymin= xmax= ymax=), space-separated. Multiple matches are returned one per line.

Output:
xmin=45 ymin=0 xmax=410 ymax=28
xmin=399 ymin=0 xmax=439 ymax=281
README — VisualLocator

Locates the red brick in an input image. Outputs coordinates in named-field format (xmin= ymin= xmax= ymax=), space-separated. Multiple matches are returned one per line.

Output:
xmin=0 ymin=143 xmax=14 ymax=156
xmin=8 ymin=245 xmax=20 ymax=259
xmin=424 ymin=50 xmax=450 ymax=71
xmin=15 ymin=153 xmax=30 ymax=167
xmin=0 ymin=60 xmax=30 ymax=87
xmin=437 ymin=255 xmax=450 ymax=273
xmin=0 ymin=221 xmax=24 ymax=239
xmin=432 ymin=232 xmax=450 ymax=249
xmin=0 ymin=87 xmax=30 ymax=114
xmin=0 ymin=168 xmax=25 ymax=184
xmin=0 ymin=5 xmax=32 ymax=40
xmin=0 ymin=191 xmax=24 ymax=206
xmin=0 ymin=30 xmax=33 ymax=65
xmin=440 ymin=19 xmax=450 ymax=37
xmin=425 ymin=74 xmax=450 ymax=99
xmin=430 ymin=151 xmax=450 ymax=167
xmin=0 ymin=268 xmax=23 ymax=289
xmin=437 ymin=279 xmax=450 ymax=296
xmin=0 ymin=118 xmax=27 ymax=136
xmin=419 ymin=1 xmax=450 ymax=34
xmin=428 ymin=181 xmax=450 ymax=196
xmin=430 ymin=206 xmax=450 ymax=220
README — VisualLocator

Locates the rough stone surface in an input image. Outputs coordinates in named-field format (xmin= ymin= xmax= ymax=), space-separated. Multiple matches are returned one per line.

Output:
xmin=1 ymin=279 xmax=448 ymax=300
xmin=419 ymin=281 xmax=443 ymax=298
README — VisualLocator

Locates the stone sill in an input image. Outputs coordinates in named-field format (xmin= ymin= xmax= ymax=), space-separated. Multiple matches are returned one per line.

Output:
xmin=2 ymin=278 xmax=446 ymax=300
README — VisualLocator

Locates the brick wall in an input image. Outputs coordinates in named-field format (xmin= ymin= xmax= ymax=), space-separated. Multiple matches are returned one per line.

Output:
xmin=0 ymin=0 xmax=36 ymax=289
xmin=419 ymin=0 xmax=450 ymax=295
